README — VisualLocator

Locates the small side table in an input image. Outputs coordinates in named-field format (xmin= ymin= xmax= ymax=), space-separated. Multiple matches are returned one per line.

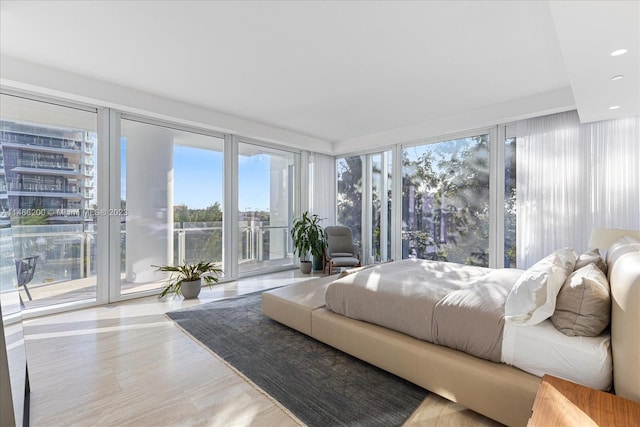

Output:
xmin=528 ymin=374 xmax=640 ymax=426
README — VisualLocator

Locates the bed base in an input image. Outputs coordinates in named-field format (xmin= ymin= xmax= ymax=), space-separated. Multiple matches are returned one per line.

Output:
xmin=262 ymin=236 xmax=640 ymax=427
xmin=262 ymin=278 xmax=539 ymax=426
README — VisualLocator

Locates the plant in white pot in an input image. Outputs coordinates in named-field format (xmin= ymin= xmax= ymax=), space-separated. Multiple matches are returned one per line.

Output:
xmin=153 ymin=260 xmax=222 ymax=299
xmin=291 ymin=211 xmax=326 ymax=274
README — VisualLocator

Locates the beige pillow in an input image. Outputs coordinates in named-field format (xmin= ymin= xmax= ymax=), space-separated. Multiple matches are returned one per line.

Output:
xmin=575 ymin=248 xmax=607 ymax=276
xmin=551 ymin=263 xmax=611 ymax=337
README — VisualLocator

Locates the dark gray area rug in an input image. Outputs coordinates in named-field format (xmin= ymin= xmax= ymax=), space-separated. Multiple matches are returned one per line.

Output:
xmin=167 ymin=291 xmax=428 ymax=426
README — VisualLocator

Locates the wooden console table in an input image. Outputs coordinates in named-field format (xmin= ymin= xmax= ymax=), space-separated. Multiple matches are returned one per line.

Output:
xmin=528 ymin=374 xmax=640 ymax=426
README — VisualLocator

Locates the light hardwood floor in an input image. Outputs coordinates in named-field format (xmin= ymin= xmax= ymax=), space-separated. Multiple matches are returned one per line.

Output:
xmin=23 ymin=270 xmax=501 ymax=426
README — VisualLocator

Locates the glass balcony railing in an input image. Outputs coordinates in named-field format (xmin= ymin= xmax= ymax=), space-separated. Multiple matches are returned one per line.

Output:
xmin=0 ymin=131 xmax=83 ymax=151
xmin=15 ymin=160 xmax=78 ymax=172
xmin=11 ymin=222 xmax=293 ymax=307
xmin=7 ymin=183 xmax=81 ymax=194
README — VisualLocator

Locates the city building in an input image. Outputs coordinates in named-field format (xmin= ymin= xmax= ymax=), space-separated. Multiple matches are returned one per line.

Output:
xmin=0 ymin=120 xmax=95 ymax=224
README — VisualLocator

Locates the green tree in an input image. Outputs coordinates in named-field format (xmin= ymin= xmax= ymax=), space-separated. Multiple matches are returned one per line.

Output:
xmin=402 ymin=136 xmax=490 ymax=266
xmin=337 ymin=156 xmax=363 ymax=245
xmin=504 ymin=138 xmax=517 ymax=267
xmin=174 ymin=202 xmax=223 ymax=263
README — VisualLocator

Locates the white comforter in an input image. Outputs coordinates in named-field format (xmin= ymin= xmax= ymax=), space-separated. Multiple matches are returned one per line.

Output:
xmin=325 ymin=258 xmax=522 ymax=362
xmin=325 ymin=259 xmax=613 ymax=390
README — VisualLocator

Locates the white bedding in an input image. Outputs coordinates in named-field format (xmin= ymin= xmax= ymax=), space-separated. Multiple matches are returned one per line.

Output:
xmin=502 ymin=319 xmax=612 ymax=390
xmin=328 ymin=259 xmax=613 ymax=391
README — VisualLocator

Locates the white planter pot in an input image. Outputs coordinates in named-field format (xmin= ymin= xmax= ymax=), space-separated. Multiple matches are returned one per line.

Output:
xmin=181 ymin=279 xmax=202 ymax=299
xmin=299 ymin=261 xmax=312 ymax=274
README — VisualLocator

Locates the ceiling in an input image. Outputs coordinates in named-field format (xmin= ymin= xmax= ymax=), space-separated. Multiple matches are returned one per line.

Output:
xmin=0 ymin=1 xmax=638 ymax=152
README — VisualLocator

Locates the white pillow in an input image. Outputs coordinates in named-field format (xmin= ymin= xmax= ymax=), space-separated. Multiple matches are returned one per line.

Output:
xmin=554 ymin=246 xmax=578 ymax=276
xmin=505 ymin=252 xmax=570 ymax=326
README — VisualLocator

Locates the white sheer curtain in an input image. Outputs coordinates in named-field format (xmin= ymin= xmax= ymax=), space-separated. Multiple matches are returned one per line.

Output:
xmin=309 ymin=152 xmax=336 ymax=226
xmin=515 ymin=111 xmax=640 ymax=268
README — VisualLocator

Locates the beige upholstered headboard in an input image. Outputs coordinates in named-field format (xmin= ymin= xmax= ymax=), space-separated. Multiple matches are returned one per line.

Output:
xmin=589 ymin=227 xmax=640 ymax=252
xmin=604 ymin=234 xmax=640 ymax=401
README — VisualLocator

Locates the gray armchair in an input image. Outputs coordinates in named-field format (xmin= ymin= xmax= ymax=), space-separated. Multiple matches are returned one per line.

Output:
xmin=323 ymin=225 xmax=360 ymax=275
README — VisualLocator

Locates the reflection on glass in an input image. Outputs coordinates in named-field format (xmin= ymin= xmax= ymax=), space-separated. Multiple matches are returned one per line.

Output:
xmin=505 ymin=137 xmax=517 ymax=268
xmin=0 ymin=94 xmax=98 ymax=309
xmin=402 ymin=135 xmax=491 ymax=266
xmin=120 ymin=120 xmax=224 ymax=295
xmin=371 ymin=151 xmax=392 ymax=263
xmin=0 ymin=142 xmax=29 ymax=426
xmin=238 ymin=142 xmax=297 ymax=275
xmin=337 ymin=156 xmax=363 ymax=247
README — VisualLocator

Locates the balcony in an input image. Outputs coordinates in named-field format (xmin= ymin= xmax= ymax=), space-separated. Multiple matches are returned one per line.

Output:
xmin=7 ymin=187 xmax=83 ymax=200
xmin=11 ymin=165 xmax=82 ymax=178
xmin=9 ymin=222 xmax=293 ymax=309
xmin=1 ymin=134 xmax=82 ymax=153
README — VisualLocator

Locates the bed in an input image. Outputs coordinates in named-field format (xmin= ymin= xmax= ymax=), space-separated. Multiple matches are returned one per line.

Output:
xmin=261 ymin=232 xmax=640 ymax=426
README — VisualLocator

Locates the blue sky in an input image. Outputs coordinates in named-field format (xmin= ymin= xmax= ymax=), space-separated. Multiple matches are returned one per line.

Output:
xmin=174 ymin=147 xmax=272 ymax=211
xmin=121 ymin=140 xmax=271 ymax=211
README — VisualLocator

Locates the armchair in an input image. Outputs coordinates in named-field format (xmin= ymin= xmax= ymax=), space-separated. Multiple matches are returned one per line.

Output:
xmin=323 ymin=225 xmax=360 ymax=275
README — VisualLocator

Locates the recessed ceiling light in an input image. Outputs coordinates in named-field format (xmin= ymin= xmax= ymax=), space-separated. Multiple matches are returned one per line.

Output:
xmin=611 ymin=49 xmax=627 ymax=56
xmin=611 ymin=75 xmax=624 ymax=81
xmin=609 ymin=106 xmax=621 ymax=110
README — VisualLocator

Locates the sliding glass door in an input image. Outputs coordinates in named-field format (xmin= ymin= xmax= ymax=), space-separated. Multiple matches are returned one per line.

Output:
xmin=336 ymin=155 xmax=363 ymax=248
xmin=337 ymin=151 xmax=393 ymax=265
xmin=370 ymin=152 xmax=392 ymax=263
xmin=118 ymin=119 xmax=224 ymax=296
xmin=0 ymin=94 xmax=100 ymax=309
xmin=237 ymin=142 xmax=297 ymax=276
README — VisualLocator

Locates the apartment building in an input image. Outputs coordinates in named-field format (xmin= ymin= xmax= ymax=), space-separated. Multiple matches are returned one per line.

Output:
xmin=0 ymin=120 xmax=95 ymax=224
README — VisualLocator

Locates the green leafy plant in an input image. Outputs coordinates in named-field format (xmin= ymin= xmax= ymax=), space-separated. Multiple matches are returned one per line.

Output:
xmin=153 ymin=260 xmax=222 ymax=299
xmin=291 ymin=211 xmax=327 ymax=262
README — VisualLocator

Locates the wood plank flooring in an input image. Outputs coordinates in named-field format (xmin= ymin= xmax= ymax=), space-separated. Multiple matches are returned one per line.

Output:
xmin=22 ymin=270 xmax=501 ymax=426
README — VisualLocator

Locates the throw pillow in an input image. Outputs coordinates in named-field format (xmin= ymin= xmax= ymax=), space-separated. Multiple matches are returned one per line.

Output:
xmin=505 ymin=252 xmax=568 ymax=326
xmin=551 ymin=263 xmax=611 ymax=336
xmin=575 ymin=248 xmax=607 ymax=276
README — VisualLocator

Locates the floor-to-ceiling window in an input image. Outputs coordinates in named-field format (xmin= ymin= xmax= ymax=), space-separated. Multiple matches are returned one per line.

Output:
xmin=336 ymin=156 xmax=363 ymax=248
xmin=237 ymin=141 xmax=297 ymax=276
xmin=504 ymin=136 xmax=517 ymax=268
xmin=337 ymin=151 xmax=393 ymax=264
xmin=119 ymin=118 xmax=224 ymax=296
xmin=402 ymin=134 xmax=491 ymax=266
xmin=0 ymin=93 xmax=307 ymax=312
xmin=370 ymin=152 xmax=392 ymax=263
xmin=0 ymin=93 xmax=100 ymax=309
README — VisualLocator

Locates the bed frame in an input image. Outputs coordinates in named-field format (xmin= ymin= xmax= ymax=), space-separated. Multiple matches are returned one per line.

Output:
xmin=262 ymin=236 xmax=640 ymax=426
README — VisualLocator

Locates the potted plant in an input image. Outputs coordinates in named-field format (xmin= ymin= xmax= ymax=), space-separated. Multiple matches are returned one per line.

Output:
xmin=291 ymin=211 xmax=327 ymax=274
xmin=312 ymin=223 xmax=330 ymax=271
xmin=153 ymin=260 xmax=222 ymax=299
